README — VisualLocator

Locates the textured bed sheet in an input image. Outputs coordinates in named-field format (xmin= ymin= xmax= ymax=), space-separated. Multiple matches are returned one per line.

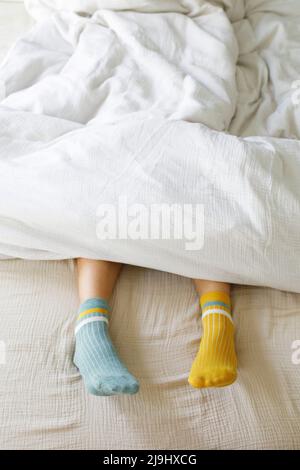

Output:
xmin=0 ymin=1 xmax=300 ymax=450
xmin=1 ymin=259 xmax=300 ymax=450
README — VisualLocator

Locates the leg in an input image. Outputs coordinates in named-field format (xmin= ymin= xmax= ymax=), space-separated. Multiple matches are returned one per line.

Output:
xmin=188 ymin=279 xmax=237 ymax=388
xmin=77 ymin=258 xmax=123 ymax=302
xmin=74 ymin=258 xmax=139 ymax=396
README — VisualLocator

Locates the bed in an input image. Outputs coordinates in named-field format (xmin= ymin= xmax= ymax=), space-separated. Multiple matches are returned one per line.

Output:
xmin=0 ymin=0 xmax=300 ymax=450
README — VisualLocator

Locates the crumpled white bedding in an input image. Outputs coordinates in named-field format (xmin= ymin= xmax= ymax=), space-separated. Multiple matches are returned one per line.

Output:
xmin=0 ymin=0 xmax=300 ymax=292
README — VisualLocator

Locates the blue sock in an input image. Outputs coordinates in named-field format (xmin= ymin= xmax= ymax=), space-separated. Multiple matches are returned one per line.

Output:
xmin=73 ymin=298 xmax=139 ymax=396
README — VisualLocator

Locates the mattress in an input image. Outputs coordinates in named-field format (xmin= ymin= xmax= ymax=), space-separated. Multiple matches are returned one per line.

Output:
xmin=0 ymin=1 xmax=300 ymax=450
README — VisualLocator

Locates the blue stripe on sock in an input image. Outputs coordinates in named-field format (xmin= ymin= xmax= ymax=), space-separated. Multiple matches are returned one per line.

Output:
xmin=202 ymin=301 xmax=230 ymax=309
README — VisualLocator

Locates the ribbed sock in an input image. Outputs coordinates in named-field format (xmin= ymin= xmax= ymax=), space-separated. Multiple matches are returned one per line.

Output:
xmin=73 ymin=298 xmax=139 ymax=396
xmin=188 ymin=291 xmax=237 ymax=388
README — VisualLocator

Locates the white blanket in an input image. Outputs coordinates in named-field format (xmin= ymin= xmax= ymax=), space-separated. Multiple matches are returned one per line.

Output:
xmin=2 ymin=257 xmax=300 ymax=450
xmin=1 ymin=0 xmax=300 ymax=292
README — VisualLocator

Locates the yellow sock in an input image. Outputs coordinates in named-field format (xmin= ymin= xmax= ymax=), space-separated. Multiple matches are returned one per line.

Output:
xmin=188 ymin=291 xmax=237 ymax=388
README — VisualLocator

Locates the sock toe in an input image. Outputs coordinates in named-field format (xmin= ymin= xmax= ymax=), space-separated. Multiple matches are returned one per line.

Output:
xmin=123 ymin=378 xmax=140 ymax=395
xmin=188 ymin=368 xmax=237 ymax=389
xmin=103 ymin=375 xmax=139 ymax=395
xmin=188 ymin=375 xmax=205 ymax=389
xmin=84 ymin=379 xmax=112 ymax=397
xmin=215 ymin=370 xmax=237 ymax=387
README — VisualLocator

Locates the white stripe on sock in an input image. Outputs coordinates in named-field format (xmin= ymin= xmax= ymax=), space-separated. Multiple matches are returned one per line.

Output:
xmin=75 ymin=316 xmax=108 ymax=335
xmin=202 ymin=308 xmax=233 ymax=324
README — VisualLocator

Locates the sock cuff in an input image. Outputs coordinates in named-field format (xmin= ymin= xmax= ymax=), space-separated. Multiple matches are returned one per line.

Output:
xmin=78 ymin=297 xmax=111 ymax=315
xmin=200 ymin=291 xmax=233 ymax=323
xmin=76 ymin=298 xmax=111 ymax=334
xmin=200 ymin=291 xmax=231 ymax=310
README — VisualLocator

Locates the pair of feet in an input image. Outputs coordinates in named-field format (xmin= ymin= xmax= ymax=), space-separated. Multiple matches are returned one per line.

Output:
xmin=74 ymin=294 xmax=237 ymax=396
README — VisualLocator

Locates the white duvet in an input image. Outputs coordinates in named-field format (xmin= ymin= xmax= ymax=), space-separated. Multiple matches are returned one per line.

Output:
xmin=0 ymin=0 xmax=300 ymax=292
